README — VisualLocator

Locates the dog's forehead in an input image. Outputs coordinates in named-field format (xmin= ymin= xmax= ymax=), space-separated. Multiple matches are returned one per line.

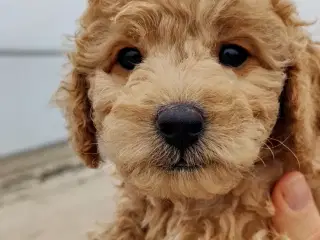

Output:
xmin=111 ymin=0 xmax=273 ymax=22
xmin=107 ymin=0 xmax=283 ymax=49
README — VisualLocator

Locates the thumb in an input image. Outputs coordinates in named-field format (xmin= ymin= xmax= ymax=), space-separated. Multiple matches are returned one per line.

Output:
xmin=272 ymin=172 xmax=320 ymax=240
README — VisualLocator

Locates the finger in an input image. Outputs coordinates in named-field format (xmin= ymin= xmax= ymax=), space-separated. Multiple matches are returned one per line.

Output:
xmin=272 ymin=171 xmax=320 ymax=240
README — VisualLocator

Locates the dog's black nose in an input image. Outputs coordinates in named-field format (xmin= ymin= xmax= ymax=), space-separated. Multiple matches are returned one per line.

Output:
xmin=156 ymin=103 xmax=204 ymax=150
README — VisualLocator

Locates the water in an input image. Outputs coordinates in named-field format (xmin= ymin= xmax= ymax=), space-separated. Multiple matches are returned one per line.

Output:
xmin=0 ymin=55 xmax=69 ymax=157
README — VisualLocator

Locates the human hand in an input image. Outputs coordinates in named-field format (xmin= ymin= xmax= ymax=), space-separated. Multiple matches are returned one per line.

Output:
xmin=272 ymin=171 xmax=320 ymax=240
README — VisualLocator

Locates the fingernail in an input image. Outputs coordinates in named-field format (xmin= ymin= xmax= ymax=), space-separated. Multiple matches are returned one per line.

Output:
xmin=282 ymin=174 xmax=312 ymax=211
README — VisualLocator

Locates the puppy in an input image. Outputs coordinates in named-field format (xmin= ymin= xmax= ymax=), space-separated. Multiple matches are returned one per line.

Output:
xmin=54 ymin=0 xmax=320 ymax=239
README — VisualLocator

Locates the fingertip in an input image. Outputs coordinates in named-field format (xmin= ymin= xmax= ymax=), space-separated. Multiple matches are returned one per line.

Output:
xmin=272 ymin=171 xmax=320 ymax=240
xmin=272 ymin=171 xmax=304 ymax=211
xmin=274 ymin=171 xmax=304 ymax=192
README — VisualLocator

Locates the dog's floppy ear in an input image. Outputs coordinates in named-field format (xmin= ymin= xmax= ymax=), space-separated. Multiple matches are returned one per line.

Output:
xmin=273 ymin=0 xmax=320 ymax=172
xmin=54 ymin=70 xmax=100 ymax=168
xmin=52 ymin=0 xmax=115 ymax=168
xmin=281 ymin=44 xmax=320 ymax=172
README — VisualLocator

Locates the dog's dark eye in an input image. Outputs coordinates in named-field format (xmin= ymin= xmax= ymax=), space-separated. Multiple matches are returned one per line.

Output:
xmin=219 ymin=44 xmax=249 ymax=68
xmin=117 ymin=47 xmax=142 ymax=70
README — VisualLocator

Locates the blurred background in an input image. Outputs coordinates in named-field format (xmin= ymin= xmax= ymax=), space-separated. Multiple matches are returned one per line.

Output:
xmin=0 ymin=0 xmax=84 ymax=157
xmin=0 ymin=0 xmax=319 ymax=240
xmin=0 ymin=1 xmax=115 ymax=240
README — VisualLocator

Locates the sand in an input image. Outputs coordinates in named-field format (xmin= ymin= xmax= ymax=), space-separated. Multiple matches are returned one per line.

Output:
xmin=0 ymin=143 xmax=117 ymax=240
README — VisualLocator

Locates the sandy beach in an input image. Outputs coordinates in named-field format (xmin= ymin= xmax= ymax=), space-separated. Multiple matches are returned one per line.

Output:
xmin=0 ymin=143 xmax=117 ymax=240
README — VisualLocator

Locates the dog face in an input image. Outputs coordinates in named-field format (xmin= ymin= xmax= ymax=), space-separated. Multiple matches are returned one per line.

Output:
xmin=55 ymin=0 xmax=320 ymax=199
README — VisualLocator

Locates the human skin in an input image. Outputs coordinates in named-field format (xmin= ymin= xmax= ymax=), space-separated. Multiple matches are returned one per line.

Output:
xmin=272 ymin=171 xmax=320 ymax=240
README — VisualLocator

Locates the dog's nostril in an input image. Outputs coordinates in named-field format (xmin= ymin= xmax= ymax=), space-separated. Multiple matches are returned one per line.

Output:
xmin=158 ymin=122 xmax=177 ymax=138
xmin=188 ymin=121 xmax=203 ymax=136
xmin=156 ymin=103 xmax=204 ymax=150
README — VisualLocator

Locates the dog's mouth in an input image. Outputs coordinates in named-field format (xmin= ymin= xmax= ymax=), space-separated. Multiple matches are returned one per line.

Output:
xmin=167 ymin=155 xmax=203 ymax=172
xmin=170 ymin=162 xmax=199 ymax=171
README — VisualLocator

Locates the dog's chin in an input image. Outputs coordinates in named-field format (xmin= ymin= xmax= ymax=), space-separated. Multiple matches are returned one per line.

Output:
xmin=119 ymin=158 xmax=247 ymax=200
xmin=99 ymin=132 xmax=260 ymax=199
xmin=100 ymin=142 xmax=257 ymax=199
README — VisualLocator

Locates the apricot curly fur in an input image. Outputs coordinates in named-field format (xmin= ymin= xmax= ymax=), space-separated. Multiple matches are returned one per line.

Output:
xmin=54 ymin=0 xmax=320 ymax=239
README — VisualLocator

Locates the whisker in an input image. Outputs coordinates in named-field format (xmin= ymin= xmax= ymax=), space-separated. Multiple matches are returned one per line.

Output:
xmin=267 ymin=134 xmax=291 ymax=148
xmin=267 ymin=137 xmax=300 ymax=168
xmin=256 ymin=155 xmax=267 ymax=167
xmin=262 ymin=142 xmax=275 ymax=161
